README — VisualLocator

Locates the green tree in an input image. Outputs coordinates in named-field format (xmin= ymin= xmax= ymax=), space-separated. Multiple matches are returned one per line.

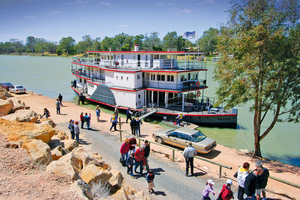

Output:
xmin=133 ymin=34 xmax=144 ymax=49
xmin=163 ymin=31 xmax=178 ymax=51
xmin=92 ymin=37 xmax=102 ymax=51
xmin=26 ymin=36 xmax=36 ymax=53
xmin=214 ymin=0 xmax=300 ymax=157
xmin=144 ymin=32 xmax=162 ymax=51
xmin=101 ymin=37 xmax=114 ymax=51
xmin=198 ymin=27 xmax=219 ymax=54
xmin=58 ymin=36 xmax=76 ymax=55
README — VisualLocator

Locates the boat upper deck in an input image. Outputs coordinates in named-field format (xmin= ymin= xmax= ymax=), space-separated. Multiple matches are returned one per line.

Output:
xmin=72 ymin=50 xmax=207 ymax=72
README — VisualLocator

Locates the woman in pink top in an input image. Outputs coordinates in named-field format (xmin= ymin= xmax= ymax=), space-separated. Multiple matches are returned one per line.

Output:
xmin=120 ymin=138 xmax=130 ymax=164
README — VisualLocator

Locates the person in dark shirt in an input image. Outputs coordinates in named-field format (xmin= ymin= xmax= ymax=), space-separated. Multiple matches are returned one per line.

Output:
xmin=126 ymin=108 xmax=132 ymax=123
xmin=127 ymin=153 xmax=136 ymax=178
xmin=146 ymin=170 xmax=155 ymax=194
xmin=130 ymin=117 xmax=137 ymax=135
xmin=144 ymin=140 xmax=150 ymax=172
xmin=244 ymin=169 xmax=259 ymax=199
xmin=255 ymin=160 xmax=269 ymax=200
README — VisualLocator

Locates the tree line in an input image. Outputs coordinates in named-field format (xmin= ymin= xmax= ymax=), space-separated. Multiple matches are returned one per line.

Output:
xmin=0 ymin=29 xmax=219 ymax=55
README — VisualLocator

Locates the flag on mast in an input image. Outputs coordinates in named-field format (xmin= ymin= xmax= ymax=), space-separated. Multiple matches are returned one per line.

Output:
xmin=182 ymin=31 xmax=196 ymax=39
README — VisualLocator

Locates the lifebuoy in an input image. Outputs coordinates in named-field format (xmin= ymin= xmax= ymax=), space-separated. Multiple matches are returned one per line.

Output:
xmin=196 ymin=81 xmax=200 ymax=87
xmin=197 ymin=91 xmax=201 ymax=97
xmin=194 ymin=105 xmax=198 ymax=110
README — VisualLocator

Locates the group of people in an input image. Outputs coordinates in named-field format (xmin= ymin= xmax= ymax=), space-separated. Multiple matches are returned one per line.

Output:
xmin=183 ymin=143 xmax=269 ymax=200
xmin=68 ymin=119 xmax=80 ymax=143
xmin=202 ymin=178 xmax=234 ymax=200
xmin=236 ymin=161 xmax=269 ymax=200
xmin=130 ymin=116 xmax=142 ymax=136
xmin=80 ymin=112 xmax=92 ymax=130
xmin=120 ymin=137 xmax=153 ymax=193
xmin=110 ymin=108 xmax=143 ymax=135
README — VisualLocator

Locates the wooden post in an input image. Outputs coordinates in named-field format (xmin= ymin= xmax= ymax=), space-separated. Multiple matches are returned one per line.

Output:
xmin=172 ymin=150 xmax=175 ymax=162
xmin=138 ymin=138 xmax=141 ymax=147
xmin=219 ymin=166 xmax=222 ymax=178
xmin=119 ymin=117 xmax=122 ymax=142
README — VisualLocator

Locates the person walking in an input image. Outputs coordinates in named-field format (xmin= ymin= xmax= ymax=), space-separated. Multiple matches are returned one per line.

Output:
xmin=74 ymin=121 xmax=80 ymax=143
xmin=120 ymin=138 xmax=130 ymax=165
xmin=126 ymin=108 xmax=132 ymax=123
xmin=110 ymin=113 xmax=117 ymax=131
xmin=43 ymin=108 xmax=50 ymax=119
xmin=235 ymin=162 xmax=250 ymax=200
xmin=183 ymin=142 xmax=197 ymax=176
xmin=58 ymin=93 xmax=63 ymax=106
xmin=176 ymin=112 xmax=184 ymax=126
xmin=80 ymin=112 xmax=85 ymax=129
xmin=96 ymin=105 xmax=100 ymax=122
xmin=130 ymin=117 xmax=137 ymax=135
xmin=84 ymin=113 xmax=91 ymax=130
xmin=55 ymin=99 xmax=60 ymax=114
xmin=127 ymin=153 xmax=136 ymax=178
xmin=136 ymin=117 xmax=142 ymax=136
xmin=146 ymin=170 xmax=155 ymax=194
xmin=134 ymin=145 xmax=145 ymax=175
xmin=68 ymin=120 xmax=75 ymax=139
xmin=144 ymin=140 xmax=150 ymax=172
xmin=202 ymin=179 xmax=216 ymax=200
xmin=255 ymin=160 xmax=269 ymax=200
xmin=218 ymin=179 xmax=234 ymax=200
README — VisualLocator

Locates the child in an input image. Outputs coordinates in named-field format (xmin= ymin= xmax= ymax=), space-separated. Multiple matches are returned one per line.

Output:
xmin=146 ymin=170 xmax=155 ymax=194
xmin=127 ymin=153 xmax=135 ymax=178
xmin=202 ymin=179 xmax=216 ymax=200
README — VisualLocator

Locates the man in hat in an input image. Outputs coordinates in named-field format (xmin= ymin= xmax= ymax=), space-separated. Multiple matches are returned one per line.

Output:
xmin=183 ymin=142 xmax=197 ymax=176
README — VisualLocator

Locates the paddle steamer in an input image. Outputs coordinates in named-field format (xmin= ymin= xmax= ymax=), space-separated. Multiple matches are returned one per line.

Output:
xmin=71 ymin=44 xmax=237 ymax=128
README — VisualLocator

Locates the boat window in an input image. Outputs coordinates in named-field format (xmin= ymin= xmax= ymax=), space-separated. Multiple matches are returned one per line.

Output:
xmin=138 ymin=94 xmax=141 ymax=98
xmin=157 ymin=75 xmax=160 ymax=81
xmin=161 ymin=75 xmax=165 ymax=81
xmin=127 ymin=77 xmax=128 ymax=81
xmin=154 ymin=54 xmax=159 ymax=59
xmin=191 ymin=131 xmax=206 ymax=142
xmin=188 ymin=73 xmax=191 ymax=80
xmin=145 ymin=55 xmax=148 ymax=61
xmin=84 ymin=79 xmax=87 ymax=83
xmin=167 ymin=75 xmax=174 ymax=82
xmin=151 ymin=74 xmax=155 ymax=80
xmin=137 ymin=75 xmax=140 ymax=79
xmin=121 ymin=76 xmax=123 ymax=80
xmin=79 ymin=78 xmax=82 ymax=83
xmin=116 ymin=76 xmax=118 ymax=80
xmin=181 ymin=75 xmax=185 ymax=82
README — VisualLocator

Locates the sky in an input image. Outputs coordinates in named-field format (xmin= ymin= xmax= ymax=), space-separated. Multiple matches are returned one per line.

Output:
xmin=0 ymin=0 xmax=231 ymax=43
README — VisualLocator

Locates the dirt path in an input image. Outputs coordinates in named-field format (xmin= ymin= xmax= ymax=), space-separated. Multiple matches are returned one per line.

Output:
xmin=16 ymin=93 xmax=300 ymax=199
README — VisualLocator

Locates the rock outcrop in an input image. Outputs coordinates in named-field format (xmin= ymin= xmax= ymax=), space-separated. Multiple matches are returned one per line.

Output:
xmin=0 ymin=99 xmax=14 ymax=116
xmin=80 ymin=164 xmax=113 ymax=186
xmin=70 ymin=180 xmax=93 ymax=200
xmin=22 ymin=139 xmax=53 ymax=165
xmin=46 ymin=152 xmax=80 ymax=181
xmin=0 ymin=119 xmax=55 ymax=144
xmin=1 ymin=109 xmax=38 ymax=123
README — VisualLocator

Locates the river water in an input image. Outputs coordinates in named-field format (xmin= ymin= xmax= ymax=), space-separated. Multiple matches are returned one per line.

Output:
xmin=0 ymin=55 xmax=299 ymax=167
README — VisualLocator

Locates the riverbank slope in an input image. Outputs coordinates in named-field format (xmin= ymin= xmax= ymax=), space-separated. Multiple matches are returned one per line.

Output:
xmin=16 ymin=92 xmax=300 ymax=199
